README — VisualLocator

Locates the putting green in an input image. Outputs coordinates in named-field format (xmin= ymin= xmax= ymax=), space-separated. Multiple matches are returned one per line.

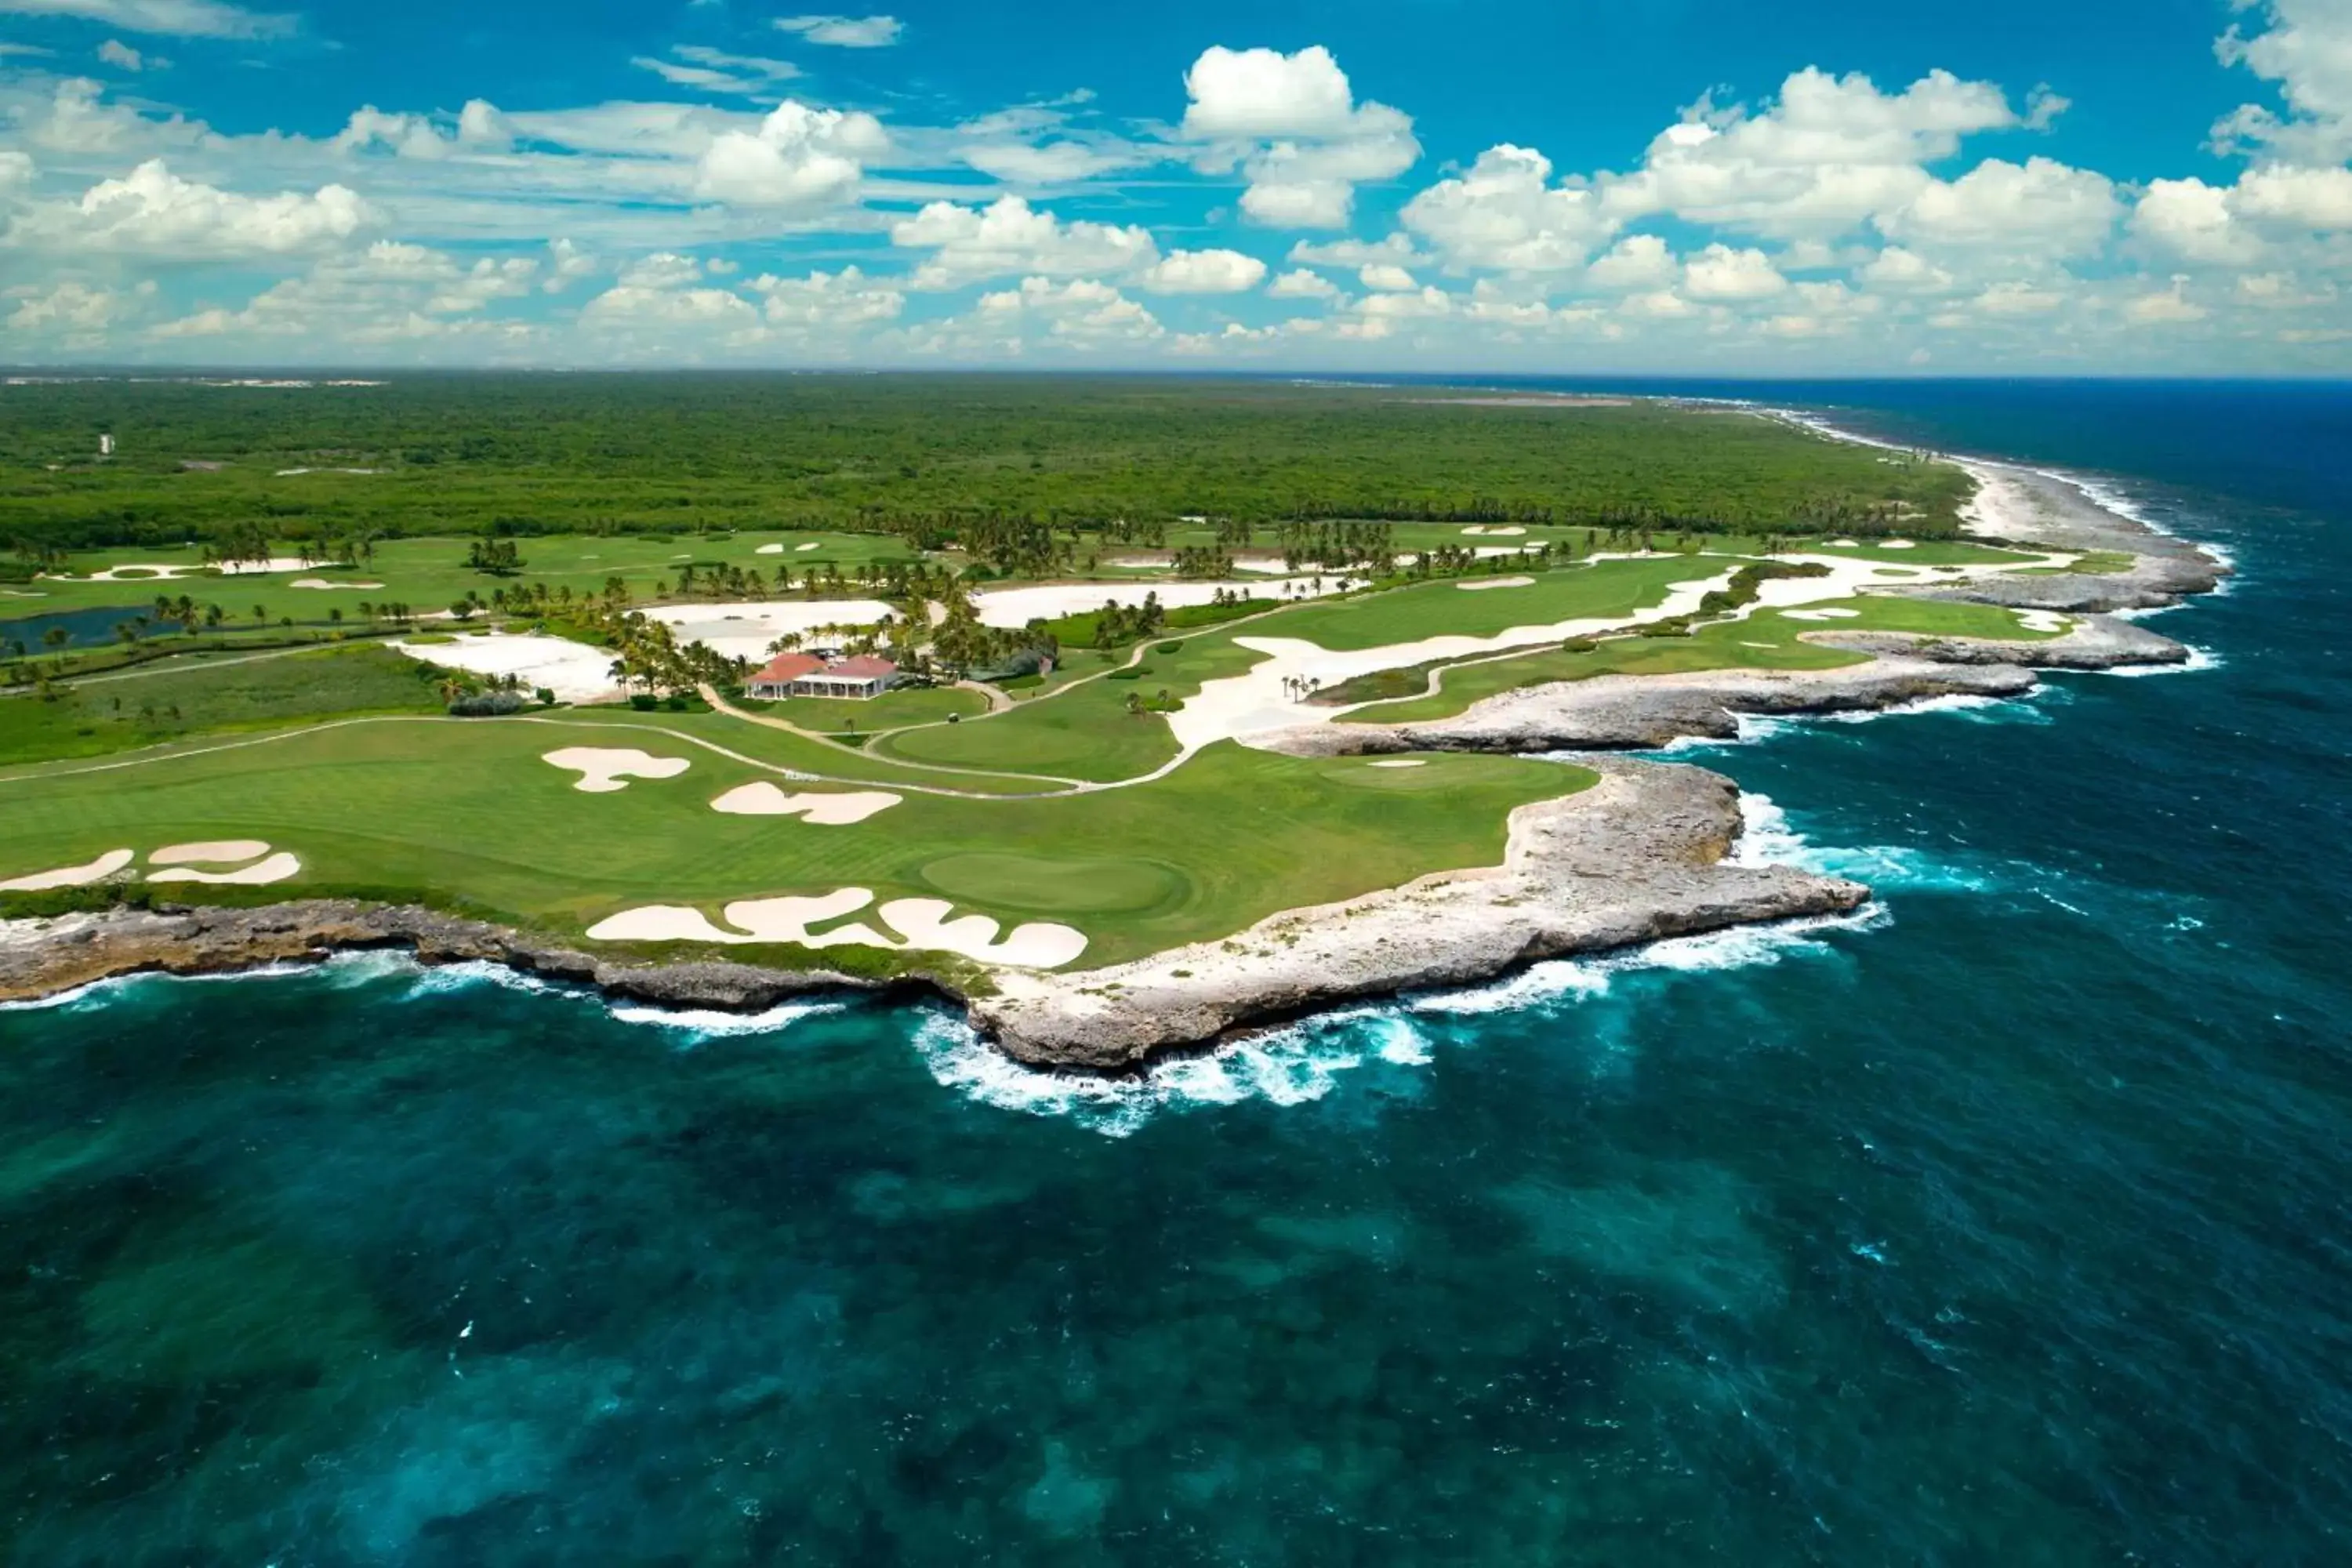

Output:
xmin=916 ymin=852 xmax=1189 ymax=916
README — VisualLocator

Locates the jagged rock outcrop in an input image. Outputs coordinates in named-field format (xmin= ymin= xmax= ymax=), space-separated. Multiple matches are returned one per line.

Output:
xmin=971 ymin=760 xmax=1867 ymax=1070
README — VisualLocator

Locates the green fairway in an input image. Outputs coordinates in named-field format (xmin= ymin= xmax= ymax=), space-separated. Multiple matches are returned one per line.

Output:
xmin=732 ymin=686 xmax=989 ymax=734
xmin=0 ymin=644 xmax=448 ymax=764
xmin=11 ymin=531 xmax=913 ymax=630
xmin=0 ymin=722 xmax=1589 ymax=968
xmin=872 ymin=637 xmax=1264 ymax=782
xmin=1266 ymin=556 xmax=1728 ymax=651
xmin=1341 ymin=595 xmax=2068 ymax=724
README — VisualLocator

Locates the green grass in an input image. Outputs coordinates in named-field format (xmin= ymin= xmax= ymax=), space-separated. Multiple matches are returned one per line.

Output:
xmin=876 ymin=636 xmax=1261 ymax=782
xmin=0 ymin=645 xmax=448 ymax=764
xmin=1341 ymin=595 xmax=2067 ymax=724
xmin=731 ymin=686 xmax=989 ymax=733
xmin=0 ymin=724 xmax=1589 ymax=967
xmin=9 ymin=531 xmax=913 ymax=630
xmin=1266 ymin=557 xmax=1726 ymax=651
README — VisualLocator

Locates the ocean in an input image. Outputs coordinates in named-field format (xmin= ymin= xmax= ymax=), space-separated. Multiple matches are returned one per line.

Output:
xmin=4 ymin=379 xmax=2348 ymax=1564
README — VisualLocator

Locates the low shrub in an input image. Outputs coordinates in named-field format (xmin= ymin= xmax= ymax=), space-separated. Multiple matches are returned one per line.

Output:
xmin=448 ymin=691 xmax=525 ymax=717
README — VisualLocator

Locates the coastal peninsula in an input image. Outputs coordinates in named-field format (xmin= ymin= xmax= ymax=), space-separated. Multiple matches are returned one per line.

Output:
xmin=0 ymin=379 xmax=2224 ymax=1068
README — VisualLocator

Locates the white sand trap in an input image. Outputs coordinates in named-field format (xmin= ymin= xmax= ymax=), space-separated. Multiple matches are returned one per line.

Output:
xmin=393 ymin=630 xmax=620 ymax=703
xmin=880 ymin=898 xmax=1088 ymax=969
xmin=1879 ymin=539 xmax=1916 ymax=549
xmin=289 ymin=578 xmax=385 ymax=590
xmin=970 ymin=578 xmax=1345 ymax=629
xmin=756 ymin=543 xmax=785 ymax=554
xmin=1780 ymin=608 xmax=1864 ymax=622
xmin=1741 ymin=641 xmax=1780 ymax=649
xmin=797 ymin=542 xmax=821 ymax=551
xmin=1460 ymin=525 xmax=1526 ymax=536
xmin=149 ymin=852 xmax=301 ymax=886
xmin=645 ymin=601 xmax=892 ymax=662
xmin=151 ymin=840 xmax=271 ymax=866
xmin=1457 ymin=575 xmax=1534 ymax=591
xmin=710 ymin=782 xmax=902 ymax=824
xmin=1368 ymin=759 xmax=1427 ymax=768
xmin=543 ymin=747 xmax=691 ymax=793
xmin=2017 ymin=610 xmax=2070 ymax=633
xmin=275 ymin=466 xmax=378 ymax=477
xmin=586 ymin=887 xmax=1086 ymax=969
xmin=1826 ymin=539 xmax=1860 ymax=548
xmin=2 ymin=849 xmax=134 ymax=891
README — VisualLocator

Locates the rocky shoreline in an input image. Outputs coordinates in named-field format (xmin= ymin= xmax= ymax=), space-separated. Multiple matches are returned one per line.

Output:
xmin=0 ymin=456 xmax=2228 ymax=1073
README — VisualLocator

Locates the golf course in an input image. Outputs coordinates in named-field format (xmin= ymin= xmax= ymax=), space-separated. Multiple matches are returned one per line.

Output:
xmin=2 ymin=377 xmax=2103 ymax=979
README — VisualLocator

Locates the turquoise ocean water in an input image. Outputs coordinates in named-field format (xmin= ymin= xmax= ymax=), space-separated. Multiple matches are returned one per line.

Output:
xmin=5 ymin=380 xmax=2349 ymax=1563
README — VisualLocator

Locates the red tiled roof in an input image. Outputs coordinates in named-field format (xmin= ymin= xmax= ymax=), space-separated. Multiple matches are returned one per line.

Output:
xmin=751 ymin=652 xmax=824 ymax=682
xmin=825 ymin=656 xmax=898 ymax=679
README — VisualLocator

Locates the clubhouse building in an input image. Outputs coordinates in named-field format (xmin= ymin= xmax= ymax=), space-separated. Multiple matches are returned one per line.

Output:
xmin=746 ymin=652 xmax=898 ymax=701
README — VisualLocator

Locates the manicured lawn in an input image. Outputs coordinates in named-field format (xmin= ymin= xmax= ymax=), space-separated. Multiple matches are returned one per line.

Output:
xmin=873 ymin=637 xmax=1263 ymax=782
xmin=17 ymin=531 xmax=914 ymax=627
xmin=1341 ymin=594 xmax=2063 ymax=724
xmin=1266 ymin=556 xmax=1728 ymax=651
xmin=0 ymin=722 xmax=1590 ymax=967
xmin=0 ymin=644 xmax=448 ymax=764
xmin=732 ymin=686 xmax=989 ymax=733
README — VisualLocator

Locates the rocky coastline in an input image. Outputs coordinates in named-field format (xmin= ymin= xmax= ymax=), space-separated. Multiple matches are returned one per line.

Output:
xmin=0 ymin=454 xmax=2229 ymax=1073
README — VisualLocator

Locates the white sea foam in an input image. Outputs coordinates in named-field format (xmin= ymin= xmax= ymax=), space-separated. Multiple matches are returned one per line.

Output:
xmin=2102 ymin=644 xmax=2223 ymax=677
xmin=604 ymin=1000 xmax=845 ymax=1040
xmin=1734 ymin=793 xmax=1996 ymax=894
xmin=910 ymin=1006 xmax=1417 ymax=1138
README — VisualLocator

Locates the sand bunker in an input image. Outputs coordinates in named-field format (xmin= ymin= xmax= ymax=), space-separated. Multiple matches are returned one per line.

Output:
xmin=150 ymin=851 xmax=301 ymax=886
xmin=710 ymin=782 xmax=902 ymax=824
xmin=1368 ymin=760 xmax=1427 ymax=768
xmin=1780 ymin=608 xmax=1864 ymax=622
xmin=970 ymin=578 xmax=1347 ymax=629
xmin=1457 ymin=576 xmax=1534 ymax=591
xmin=543 ymin=747 xmax=691 ymax=793
xmin=1461 ymin=525 xmax=1527 ymax=536
xmin=289 ymin=578 xmax=385 ymax=590
xmin=394 ymin=631 xmax=621 ymax=703
xmin=2016 ymin=610 xmax=2070 ymax=633
xmin=2 ymin=849 xmax=134 ymax=891
xmin=586 ymin=887 xmax=1086 ymax=969
xmin=151 ymin=840 xmax=271 ymax=866
xmin=645 ymin=601 xmax=894 ymax=662
xmin=1879 ymin=539 xmax=1916 ymax=549
xmin=798 ymin=542 xmax=821 ymax=551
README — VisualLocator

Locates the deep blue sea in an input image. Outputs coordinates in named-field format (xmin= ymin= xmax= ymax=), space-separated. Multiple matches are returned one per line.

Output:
xmin=5 ymin=380 xmax=2349 ymax=1565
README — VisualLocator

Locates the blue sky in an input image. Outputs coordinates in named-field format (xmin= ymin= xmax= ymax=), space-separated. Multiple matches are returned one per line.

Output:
xmin=1 ymin=0 xmax=2347 ymax=370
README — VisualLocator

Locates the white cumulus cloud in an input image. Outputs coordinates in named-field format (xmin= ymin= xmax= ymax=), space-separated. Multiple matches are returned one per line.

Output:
xmin=5 ymin=158 xmax=372 ymax=257
xmin=890 ymin=195 xmax=1156 ymax=289
xmin=692 ymin=100 xmax=885 ymax=209
xmin=1138 ymin=248 xmax=1266 ymax=294
xmin=772 ymin=14 xmax=902 ymax=49
xmin=1181 ymin=45 xmax=1418 ymax=229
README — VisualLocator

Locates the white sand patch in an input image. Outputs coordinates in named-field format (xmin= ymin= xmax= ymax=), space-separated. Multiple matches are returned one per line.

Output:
xmin=289 ymin=578 xmax=387 ymax=590
xmin=1460 ymin=525 xmax=1526 ymax=536
xmin=755 ymin=543 xmax=785 ymax=555
xmin=1741 ymin=641 xmax=1780 ymax=649
xmin=543 ymin=747 xmax=691 ymax=793
xmin=150 ymin=851 xmax=301 ymax=886
xmin=1780 ymin=607 xmax=1864 ymax=622
xmin=644 ymin=600 xmax=892 ymax=662
xmin=275 ymin=466 xmax=378 ymax=477
xmin=1174 ymin=548 xmax=2045 ymax=755
xmin=1879 ymin=539 xmax=1915 ymax=549
xmin=586 ymin=887 xmax=1087 ymax=969
xmin=2017 ymin=610 xmax=2070 ymax=633
xmin=151 ymin=840 xmax=271 ymax=866
xmin=1457 ymin=575 xmax=1534 ymax=591
xmin=2 ymin=849 xmax=134 ymax=891
xmin=1368 ymin=759 xmax=1427 ymax=768
xmin=392 ymin=630 xmax=621 ymax=703
xmin=710 ymin=782 xmax=901 ymax=824
xmin=970 ymin=579 xmax=1346 ymax=629
xmin=1826 ymin=539 xmax=1860 ymax=548
xmin=881 ymin=898 xmax=1089 ymax=969
xmin=1109 ymin=557 xmax=1171 ymax=569
xmin=797 ymin=542 xmax=821 ymax=552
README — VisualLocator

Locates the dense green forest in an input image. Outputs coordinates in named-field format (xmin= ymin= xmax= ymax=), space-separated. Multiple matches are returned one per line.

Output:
xmin=0 ymin=376 xmax=1969 ymax=552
